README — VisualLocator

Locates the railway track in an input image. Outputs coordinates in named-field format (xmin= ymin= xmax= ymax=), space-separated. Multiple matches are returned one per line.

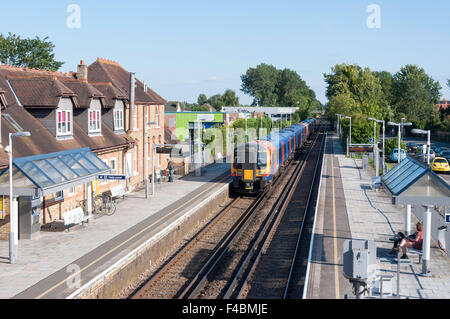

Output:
xmin=130 ymin=123 xmax=325 ymax=299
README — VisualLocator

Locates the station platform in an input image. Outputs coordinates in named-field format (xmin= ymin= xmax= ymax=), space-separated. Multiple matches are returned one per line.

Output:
xmin=306 ymin=133 xmax=450 ymax=299
xmin=0 ymin=163 xmax=230 ymax=299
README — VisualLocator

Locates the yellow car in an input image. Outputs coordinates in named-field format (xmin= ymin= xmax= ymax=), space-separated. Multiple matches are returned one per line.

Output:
xmin=430 ymin=157 xmax=450 ymax=173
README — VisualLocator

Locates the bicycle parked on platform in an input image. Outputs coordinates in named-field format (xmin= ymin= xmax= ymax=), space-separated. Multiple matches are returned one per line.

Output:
xmin=78 ymin=193 xmax=117 ymax=218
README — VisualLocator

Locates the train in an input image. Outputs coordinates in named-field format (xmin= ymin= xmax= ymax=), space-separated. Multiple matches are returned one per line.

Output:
xmin=231 ymin=118 xmax=317 ymax=194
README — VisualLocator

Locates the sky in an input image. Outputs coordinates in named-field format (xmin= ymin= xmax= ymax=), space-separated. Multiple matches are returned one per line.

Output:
xmin=0 ymin=0 xmax=449 ymax=105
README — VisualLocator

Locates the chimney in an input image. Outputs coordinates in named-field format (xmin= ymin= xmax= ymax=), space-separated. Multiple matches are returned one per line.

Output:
xmin=77 ymin=60 xmax=88 ymax=81
xmin=128 ymin=72 xmax=136 ymax=132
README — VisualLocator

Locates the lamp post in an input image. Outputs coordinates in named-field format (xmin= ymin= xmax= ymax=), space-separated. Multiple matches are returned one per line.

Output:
xmin=368 ymin=118 xmax=385 ymax=176
xmin=8 ymin=131 xmax=31 ymax=264
xmin=343 ymin=116 xmax=352 ymax=156
xmin=411 ymin=129 xmax=431 ymax=165
xmin=388 ymin=121 xmax=412 ymax=164
xmin=335 ymin=113 xmax=342 ymax=137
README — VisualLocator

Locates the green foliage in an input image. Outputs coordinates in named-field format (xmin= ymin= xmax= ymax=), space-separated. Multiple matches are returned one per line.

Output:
xmin=325 ymin=63 xmax=384 ymax=144
xmin=385 ymin=138 xmax=406 ymax=156
xmin=0 ymin=33 xmax=64 ymax=71
xmin=196 ymin=89 xmax=239 ymax=111
xmin=240 ymin=63 xmax=320 ymax=115
xmin=391 ymin=65 xmax=441 ymax=130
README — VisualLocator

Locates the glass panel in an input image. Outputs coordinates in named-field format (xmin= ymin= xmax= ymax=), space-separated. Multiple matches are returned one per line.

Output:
xmin=18 ymin=161 xmax=54 ymax=188
xmin=33 ymin=159 xmax=68 ymax=184
xmin=391 ymin=167 xmax=426 ymax=195
xmin=73 ymin=153 xmax=97 ymax=173
xmin=60 ymin=154 xmax=90 ymax=176
xmin=83 ymin=151 xmax=109 ymax=170
xmin=46 ymin=157 xmax=78 ymax=179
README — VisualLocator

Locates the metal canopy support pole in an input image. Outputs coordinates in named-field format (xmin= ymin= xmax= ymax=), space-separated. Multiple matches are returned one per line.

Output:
xmin=195 ymin=120 xmax=202 ymax=177
xmin=152 ymin=145 xmax=155 ymax=195
xmin=427 ymin=131 xmax=431 ymax=166
xmin=398 ymin=125 xmax=401 ymax=165
xmin=382 ymin=121 xmax=386 ymax=175
xmin=405 ymin=204 xmax=411 ymax=236
xmin=9 ymin=133 xmax=17 ymax=264
xmin=144 ymin=105 xmax=149 ymax=199
xmin=421 ymin=206 xmax=432 ymax=276
xmin=87 ymin=182 xmax=92 ymax=219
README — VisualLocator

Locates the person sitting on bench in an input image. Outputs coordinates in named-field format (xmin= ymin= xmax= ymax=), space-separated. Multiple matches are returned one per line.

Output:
xmin=392 ymin=222 xmax=423 ymax=259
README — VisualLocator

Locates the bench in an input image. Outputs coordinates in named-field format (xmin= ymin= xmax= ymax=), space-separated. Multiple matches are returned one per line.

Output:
xmin=63 ymin=207 xmax=92 ymax=232
xmin=110 ymin=184 xmax=125 ymax=201
xmin=388 ymin=237 xmax=422 ymax=264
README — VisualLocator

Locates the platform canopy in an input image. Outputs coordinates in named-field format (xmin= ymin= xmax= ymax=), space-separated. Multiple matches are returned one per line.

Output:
xmin=381 ymin=156 xmax=450 ymax=206
xmin=0 ymin=147 xmax=110 ymax=197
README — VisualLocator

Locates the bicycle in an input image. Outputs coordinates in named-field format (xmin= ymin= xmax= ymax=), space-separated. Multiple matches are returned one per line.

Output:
xmin=78 ymin=193 xmax=117 ymax=218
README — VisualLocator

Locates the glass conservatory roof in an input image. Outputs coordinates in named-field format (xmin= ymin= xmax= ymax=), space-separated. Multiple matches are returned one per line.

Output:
xmin=381 ymin=156 xmax=450 ymax=206
xmin=0 ymin=148 xmax=110 ymax=196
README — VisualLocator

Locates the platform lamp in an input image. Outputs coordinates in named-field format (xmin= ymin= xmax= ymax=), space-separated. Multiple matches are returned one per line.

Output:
xmin=335 ymin=113 xmax=342 ymax=137
xmin=368 ymin=117 xmax=385 ymax=177
xmin=8 ymin=131 xmax=31 ymax=264
xmin=342 ymin=116 xmax=352 ymax=156
xmin=388 ymin=121 xmax=412 ymax=164
xmin=411 ymin=129 xmax=431 ymax=165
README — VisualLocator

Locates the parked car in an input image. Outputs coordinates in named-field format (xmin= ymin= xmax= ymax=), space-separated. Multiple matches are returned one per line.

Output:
xmin=407 ymin=143 xmax=419 ymax=152
xmin=437 ymin=149 xmax=450 ymax=157
xmin=419 ymin=149 xmax=435 ymax=162
xmin=430 ymin=157 xmax=450 ymax=174
xmin=437 ymin=150 xmax=450 ymax=160
xmin=390 ymin=148 xmax=407 ymax=162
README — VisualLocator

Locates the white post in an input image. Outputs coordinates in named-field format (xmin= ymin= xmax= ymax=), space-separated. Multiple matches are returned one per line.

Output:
xmin=421 ymin=206 xmax=432 ymax=276
xmin=382 ymin=121 xmax=386 ymax=174
xmin=9 ymin=133 xmax=17 ymax=264
xmin=87 ymin=182 xmax=92 ymax=218
xmin=405 ymin=204 xmax=411 ymax=236
xmin=398 ymin=125 xmax=401 ymax=165
xmin=195 ymin=120 xmax=202 ymax=177
xmin=427 ymin=131 xmax=431 ymax=166
xmin=144 ymin=105 xmax=149 ymax=199
xmin=152 ymin=145 xmax=155 ymax=195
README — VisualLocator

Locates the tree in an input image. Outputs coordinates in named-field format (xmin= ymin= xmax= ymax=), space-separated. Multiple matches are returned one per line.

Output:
xmin=391 ymin=65 xmax=441 ymax=129
xmin=0 ymin=33 xmax=64 ymax=71
xmin=325 ymin=63 xmax=384 ymax=144
xmin=241 ymin=63 xmax=280 ymax=106
xmin=197 ymin=94 xmax=207 ymax=106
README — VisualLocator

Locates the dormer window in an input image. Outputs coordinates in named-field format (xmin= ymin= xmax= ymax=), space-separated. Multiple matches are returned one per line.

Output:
xmin=57 ymin=110 xmax=72 ymax=136
xmin=114 ymin=109 xmax=124 ymax=130
xmin=89 ymin=109 xmax=101 ymax=133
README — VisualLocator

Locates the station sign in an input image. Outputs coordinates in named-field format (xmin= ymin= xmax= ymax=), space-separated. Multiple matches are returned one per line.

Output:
xmin=446 ymin=213 xmax=450 ymax=224
xmin=197 ymin=114 xmax=215 ymax=122
xmin=98 ymin=174 xmax=126 ymax=181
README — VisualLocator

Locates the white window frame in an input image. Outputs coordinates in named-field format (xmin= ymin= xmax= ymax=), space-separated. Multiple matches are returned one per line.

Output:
xmin=55 ymin=190 xmax=64 ymax=201
xmin=114 ymin=109 xmax=124 ymax=131
xmin=110 ymin=158 xmax=117 ymax=174
xmin=68 ymin=186 xmax=76 ymax=197
xmin=56 ymin=110 xmax=72 ymax=136
xmin=89 ymin=109 xmax=101 ymax=133
xmin=155 ymin=106 xmax=160 ymax=127
xmin=133 ymin=145 xmax=139 ymax=176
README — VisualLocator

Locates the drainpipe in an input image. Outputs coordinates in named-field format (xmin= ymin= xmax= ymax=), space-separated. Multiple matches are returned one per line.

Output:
xmin=128 ymin=73 xmax=136 ymax=133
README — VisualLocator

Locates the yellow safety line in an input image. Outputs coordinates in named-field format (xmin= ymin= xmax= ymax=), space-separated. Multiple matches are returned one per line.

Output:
xmin=35 ymin=175 xmax=230 ymax=299
xmin=331 ymin=141 xmax=340 ymax=299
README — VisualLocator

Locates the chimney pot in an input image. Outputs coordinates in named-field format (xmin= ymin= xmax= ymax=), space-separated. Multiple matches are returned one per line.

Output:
xmin=77 ymin=60 xmax=88 ymax=81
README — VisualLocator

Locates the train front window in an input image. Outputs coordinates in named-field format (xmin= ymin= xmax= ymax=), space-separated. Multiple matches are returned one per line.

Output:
xmin=257 ymin=146 xmax=267 ymax=169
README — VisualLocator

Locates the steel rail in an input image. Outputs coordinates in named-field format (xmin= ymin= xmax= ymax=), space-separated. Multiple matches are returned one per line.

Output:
xmin=181 ymin=129 xmax=320 ymax=299
xmin=231 ymin=128 xmax=324 ymax=299
xmin=282 ymin=131 xmax=326 ymax=298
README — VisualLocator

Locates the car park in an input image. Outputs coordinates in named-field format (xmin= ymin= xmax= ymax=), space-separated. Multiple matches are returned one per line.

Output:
xmin=430 ymin=157 xmax=450 ymax=174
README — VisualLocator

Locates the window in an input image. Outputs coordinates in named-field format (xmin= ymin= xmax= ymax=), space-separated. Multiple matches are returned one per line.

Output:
xmin=110 ymin=158 xmax=117 ymax=174
xmin=89 ymin=110 xmax=101 ymax=133
xmin=55 ymin=190 xmax=64 ymax=201
xmin=155 ymin=106 xmax=159 ymax=127
xmin=114 ymin=109 xmax=124 ymax=130
xmin=57 ymin=110 xmax=72 ymax=136
xmin=133 ymin=145 xmax=138 ymax=175
xmin=68 ymin=186 xmax=76 ymax=197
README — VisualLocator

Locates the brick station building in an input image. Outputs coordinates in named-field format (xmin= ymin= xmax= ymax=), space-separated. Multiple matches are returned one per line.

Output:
xmin=0 ymin=58 xmax=167 ymax=240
